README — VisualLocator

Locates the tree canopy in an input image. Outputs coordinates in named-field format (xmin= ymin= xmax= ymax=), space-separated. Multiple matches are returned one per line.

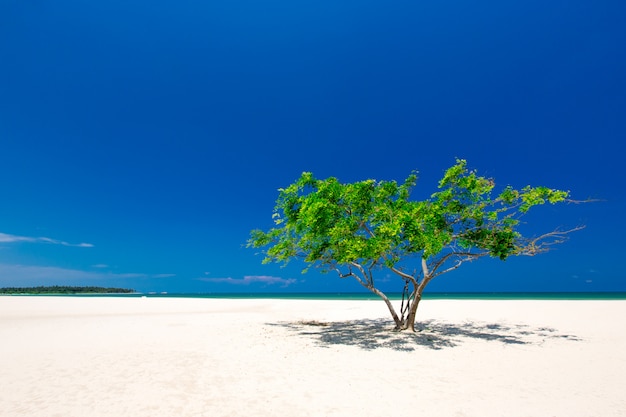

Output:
xmin=249 ymin=159 xmax=582 ymax=331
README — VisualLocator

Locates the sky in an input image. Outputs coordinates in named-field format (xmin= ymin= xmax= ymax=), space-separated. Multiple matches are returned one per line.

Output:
xmin=1 ymin=0 xmax=625 ymax=293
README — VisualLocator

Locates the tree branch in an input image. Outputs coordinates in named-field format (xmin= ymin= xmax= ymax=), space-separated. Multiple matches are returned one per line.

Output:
xmin=516 ymin=226 xmax=585 ymax=256
xmin=432 ymin=252 xmax=487 ymax=278
xmin=350 ymin=262 xmax=373 ymax=288
xmin=334 ymin=265 xmax=369 ymax=289
xmin=428 ymin=250 xmax=483 ymax=276
xmin=389 ymin=266 xmax=418 ymax=286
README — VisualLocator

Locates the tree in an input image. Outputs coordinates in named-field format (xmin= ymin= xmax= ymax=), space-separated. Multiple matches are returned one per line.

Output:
xmin=248 ymin=159 xmax=583 ymax=331
xmin=0 ymin=286 xmax=135 ymax=294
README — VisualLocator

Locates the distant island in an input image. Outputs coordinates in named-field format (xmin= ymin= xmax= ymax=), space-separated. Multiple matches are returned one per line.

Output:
xmin=0 ymin=286 xmax=136 ymax=294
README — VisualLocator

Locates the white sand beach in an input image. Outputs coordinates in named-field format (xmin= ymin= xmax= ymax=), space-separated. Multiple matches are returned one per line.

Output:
xmin=0 ymin=296 xmax=624 ymax=417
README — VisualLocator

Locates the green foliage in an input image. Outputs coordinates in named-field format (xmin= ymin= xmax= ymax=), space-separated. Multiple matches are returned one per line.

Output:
xmin=249 ymin=159 xmax=571 ymax=273
xmin=0 ymin=286 xmax=135 ymax=294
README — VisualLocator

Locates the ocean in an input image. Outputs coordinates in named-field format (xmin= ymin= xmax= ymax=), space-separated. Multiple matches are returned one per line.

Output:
xmin=15 ymin=292 xmax=626 ymax=300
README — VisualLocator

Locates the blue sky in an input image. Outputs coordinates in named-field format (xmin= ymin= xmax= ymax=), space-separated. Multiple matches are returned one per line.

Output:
xmin=1 ymin=0 xmax=624 ymax=293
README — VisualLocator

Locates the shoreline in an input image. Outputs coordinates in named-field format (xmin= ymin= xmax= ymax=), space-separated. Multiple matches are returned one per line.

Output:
xmin=1 ymin=297 xmax=625 ymax=416
xmin=3 ymin=290 xmax=626 ymax=300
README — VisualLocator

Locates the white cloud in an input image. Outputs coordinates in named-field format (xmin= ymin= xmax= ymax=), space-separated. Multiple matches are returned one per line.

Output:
xmin=199 ymin=275 xmax=297 ymax=287
xmin=0 ymin=263 xmax=182 ymax=292
xmin=0 ymin=232 xmax=93 ymax=248
xmin=0 ymin=264 xmax=144 ymax=287
xmin=152 ymin=274 xmax=176 ymax=278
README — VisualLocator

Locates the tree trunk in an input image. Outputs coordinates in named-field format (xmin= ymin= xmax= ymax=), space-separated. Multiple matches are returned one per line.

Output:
xmin=404 ymin=293 xmax=422 ymax=332
xmin=368 ymin=286 xmax=403 ymax=330
xmin=404 ymin=272 xmax=432 ymax=331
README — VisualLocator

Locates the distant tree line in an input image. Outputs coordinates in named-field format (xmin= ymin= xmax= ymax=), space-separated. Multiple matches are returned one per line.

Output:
xmin=0 ymin=286 xmax=135 ymax=294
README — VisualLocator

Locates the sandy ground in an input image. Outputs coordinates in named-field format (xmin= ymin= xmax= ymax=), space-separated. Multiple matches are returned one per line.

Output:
xmin=0 ymin=296 xmax=624 ymax=417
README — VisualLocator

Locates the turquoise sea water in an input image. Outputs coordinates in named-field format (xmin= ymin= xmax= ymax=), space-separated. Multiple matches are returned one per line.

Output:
xmin=8 ymin=292 xmax=626 ymax=300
